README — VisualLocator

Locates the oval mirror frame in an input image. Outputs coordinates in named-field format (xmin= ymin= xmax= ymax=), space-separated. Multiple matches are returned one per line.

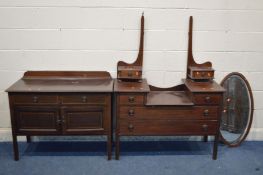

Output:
xmin=220 ymin=72 xmax=254 ymax=147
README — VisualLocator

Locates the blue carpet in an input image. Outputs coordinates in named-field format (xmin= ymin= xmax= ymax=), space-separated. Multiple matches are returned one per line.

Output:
xmin=0 ymin=141 xmax=263 ymax=175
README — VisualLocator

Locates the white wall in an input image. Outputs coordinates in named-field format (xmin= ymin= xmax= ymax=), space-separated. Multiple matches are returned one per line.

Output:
xmin=0 ymin=0 xmax=263 ymax=140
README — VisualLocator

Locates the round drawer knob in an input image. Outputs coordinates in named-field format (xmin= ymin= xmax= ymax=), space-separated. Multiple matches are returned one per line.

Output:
xmin=202 ymin=124 xmax=208 ymax=132
xmin=82 ymin=96 xmax=87 ymax=103
xmin=203 ymin=109 xmax=209 ymax=116
xmin=33 ymin=96 xmax=38 ymax=103
xmin=128 ymin=124 xmax=134 ymax=131
xmin=128 ymin=96 xmax=135 ymax=103
xmin=128 ymin=109 xmax=135 ymax=116
xmin=205 ymin=96 xmax=211 ymax=103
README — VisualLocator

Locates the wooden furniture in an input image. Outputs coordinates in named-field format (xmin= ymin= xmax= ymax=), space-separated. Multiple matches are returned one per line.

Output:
xmin=220 ymin=72 xmax=254 ymax=147
xmin=117 ymin=14 xmax=144 ymax=81
xmin=114 ymin=16 xmax=225 ymax=160
xmin=6 ymin=71 xmax=113 ymax=160
xmin=186 ymin=16 xmax=214 ymax=80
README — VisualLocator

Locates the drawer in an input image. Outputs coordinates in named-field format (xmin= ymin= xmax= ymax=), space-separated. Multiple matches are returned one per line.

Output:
xmin=119 ymin=94 xmax=144 ymax=105
xmin=118 ymin=69 xmax=142 ymax=80
xmin=119 ymin=106 xmax=219 ymax=120
xmin=12 ymin=94 xmax=58 ymax=104
xmin=61 ymin=95 xmax=106 ymax=104
xmin=119 ymin=120 xmax=218 ymax=135
xmin=192 ymin=93 xmax=221 ymax=105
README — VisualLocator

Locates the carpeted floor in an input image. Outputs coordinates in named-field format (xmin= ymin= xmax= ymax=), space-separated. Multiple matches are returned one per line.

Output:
xmin=0 ymin=141 xmax=262 ymax=175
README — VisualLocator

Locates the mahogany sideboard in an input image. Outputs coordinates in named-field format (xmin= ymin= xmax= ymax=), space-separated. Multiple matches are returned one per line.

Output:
xmin=6 ymin=71 xmax=113 ymax=160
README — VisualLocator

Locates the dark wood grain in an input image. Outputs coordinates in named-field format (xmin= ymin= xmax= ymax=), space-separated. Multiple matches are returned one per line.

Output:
xmin=119 ymin=106 xmax=219 ymax=120
xmin=186 ymin=16 xmax=214 ymax=80
xmin=114 ymin=79 xmax=150 ymax=92
xmin=117 ymin=14 xmax=144 ymax=80
xmin=6 ymin=79 xmax=113 ymax=93
xmin=6 ymin=71 xmax=113 ymax=160
xmin=146 ymin=91 xmax=194 ymax=106
xmin=119 ymin=120 xmax=218 ymax=136
xmin=183 ymin=79 xmax=225 ymax=93
xmin=23 ymin=71 xmax=111 ymax=79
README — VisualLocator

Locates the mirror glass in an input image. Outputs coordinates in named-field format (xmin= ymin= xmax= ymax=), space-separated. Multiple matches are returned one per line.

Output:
xmin=220 ymin=73 xmax=254 ymax=147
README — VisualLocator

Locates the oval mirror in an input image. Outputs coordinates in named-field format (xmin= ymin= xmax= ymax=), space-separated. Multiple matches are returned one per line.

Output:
xmin=220 ymin=72 xmax=254 ymax=147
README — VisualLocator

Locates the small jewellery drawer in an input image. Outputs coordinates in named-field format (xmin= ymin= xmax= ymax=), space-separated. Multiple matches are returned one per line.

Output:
xmin=119 ymin=106 xmax=219 ymax=120
xmin=61 ymin=94 xmax=106 ymax=104
xmin=12 ymin=94 xmax=58 ymax=104
xmin=119 ymin=94 xmax=144 ymax=105
xmin=118 ymin=70 xmax=142 ymax=80
xmin=119 ymin=120 xmax=218 ymax=135
xmin=192 ymin=93 xmax=221 ymax=105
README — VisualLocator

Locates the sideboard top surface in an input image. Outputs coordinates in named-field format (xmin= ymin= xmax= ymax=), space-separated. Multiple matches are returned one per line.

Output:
xmin=6 ymin=71 xmax=114 ymax=93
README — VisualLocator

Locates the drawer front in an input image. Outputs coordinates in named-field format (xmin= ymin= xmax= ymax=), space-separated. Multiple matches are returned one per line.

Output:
xmin=61 ymin=95 xmax=106 ymax=104
xmin=119 ymin=120 xmax=218 ymax=135
xmin=119 ymin=94 xmax=144 ymax=105
xmin=118 ymin=70 xmax=142 ymax=80
xmin=119 ymin=106 xmax=219 ymax=120
xmin=190 ymin=71 xmax=214 ymax=80
xmin=12 ymin=95 xmax=58 ymax=104
xmin=193 ymin=93 xmax=221 ymax=105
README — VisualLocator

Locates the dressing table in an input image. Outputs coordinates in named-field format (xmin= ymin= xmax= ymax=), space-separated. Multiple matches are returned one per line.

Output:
xmin=114 ymin=16 xmax=225 ymax=160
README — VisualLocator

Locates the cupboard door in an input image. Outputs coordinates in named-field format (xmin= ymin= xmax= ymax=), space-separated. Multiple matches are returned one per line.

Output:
xmin=14 ymin=106 xmax=60 ymax=134
xmin=61 ymin=106 xmax=106 ymax=134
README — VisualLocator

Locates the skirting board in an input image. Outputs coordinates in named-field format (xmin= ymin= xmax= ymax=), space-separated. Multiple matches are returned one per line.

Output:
xmin=1 ymin=128 xmax=263 ymax=142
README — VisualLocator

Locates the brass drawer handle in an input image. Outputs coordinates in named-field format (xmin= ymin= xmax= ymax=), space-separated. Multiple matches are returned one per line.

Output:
xmin=128 ymin=109 xmax=135 ymax=116
xmin=82 ymin=96 xmax=87 ymax=103
xmin=128 ymin=124 xmax=134 ymax=131
xmin=205 ymin=96 xmax=211 ymax=103
xmin=128 ymin=96 xmax=135 ymax=103
xmin=32 ymin=96 xmax=38 ymax=103
xmin=203 ymin=109 xmax=209 ymax=116
xmin=202 ymin=124 xmax=208 ymax=132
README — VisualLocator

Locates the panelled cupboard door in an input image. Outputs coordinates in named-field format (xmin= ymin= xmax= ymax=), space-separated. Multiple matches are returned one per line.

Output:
xmin=14 ymin=106 xmax=60 ymax=134
xmin=61 ymin=106 xmax=106 ymax=134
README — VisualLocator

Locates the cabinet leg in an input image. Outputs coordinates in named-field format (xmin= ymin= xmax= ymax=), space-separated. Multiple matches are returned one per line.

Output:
xmin=26 ymin=136 xmax=31 ymax=143
xmin=107 ymin=134 xmax=112 ymax=160
xmin=203 ymin=135 xmax=208 ymax=142
xmin=12 ymin=134 xmax=19 ymax=161
xmin=115 ymin=134 xmax=120 ymax=160
xmin=213 ymin=134 xmax=219 ymax=160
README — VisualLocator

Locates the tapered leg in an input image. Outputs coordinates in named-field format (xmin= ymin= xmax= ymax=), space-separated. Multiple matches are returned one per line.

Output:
xmin=115 ymin=133 xmax=120 ymax=160
xmin=213 ymin=134 xmax=219 ymax=160
xmin=26 ymin=135 xmax=31 ymax=143
xmin=107 ymin=134 xmax=112 ymax=160
xmin=12 ymin=134 xmax=19 ymax=161
xmin=203 ymin=135 xmax=208 ymax=142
